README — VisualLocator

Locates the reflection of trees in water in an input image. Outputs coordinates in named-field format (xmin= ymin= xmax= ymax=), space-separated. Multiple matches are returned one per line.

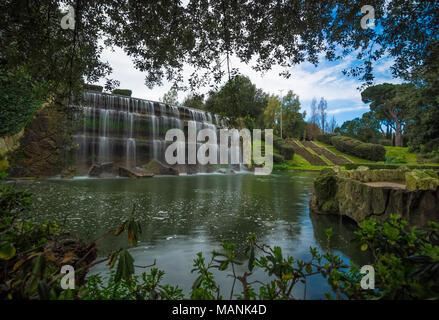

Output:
xmin=309 ymin=211 xmax=372 ymax=266
xmin=24 ymin=174 xmax=319 ymax=258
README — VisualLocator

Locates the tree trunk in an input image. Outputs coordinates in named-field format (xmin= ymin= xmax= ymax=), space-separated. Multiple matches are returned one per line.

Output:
xmin=395 ymin=121 xmax=402 ymax=147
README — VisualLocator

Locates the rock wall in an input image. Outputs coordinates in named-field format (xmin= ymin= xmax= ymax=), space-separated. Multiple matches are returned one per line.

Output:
xmin=310 ymin=167 xmax=439 ymax=228
xmin=0 ymin=129 xmax=25 ymax=171
xmin=7 ymin=104 xmax=76 ymax=178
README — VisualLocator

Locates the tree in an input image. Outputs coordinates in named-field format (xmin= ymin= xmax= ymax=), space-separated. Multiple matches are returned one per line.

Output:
xmin=317 ymin=98 xmax=328 ymax=133
xmin=361 ymin=83 xmax=415 ymax=147
xmin=2 ymin=1 xmax=437 ymax=98
xmin=263 ymin=91 xmax=306 ymax=139
xmin=263 ymin=94 xmax=282 ymax=136
xmin=161 ymin=88 xmax=179 ymax=105
xmin=182 ymin=93 xmax=205 ymax=110
xmin=210 ymin=75 xmax=267 ymax=127
xmin=337 ymin=111 xmax=383 ymax=143
xmin=282 ymin=90 xmax=307 ymax=139
xmin=309 ymin=98 xmax=319 ymax=125
xmin=328 ymin=116 xmax=338 ymax=134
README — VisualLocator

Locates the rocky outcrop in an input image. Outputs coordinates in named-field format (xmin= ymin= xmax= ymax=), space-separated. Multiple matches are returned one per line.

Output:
xmin=217 ymin=168 xmax=236 ymax=174
xmin=7 ymin=104 xmax=76 ymax=178
xmin=310 ymin=167 xmax=439 ymax=228
xmin=119 ymin=166 xmax=154 ymax=178
xmin=405 ymin=169 xmax=439 ymax=191
xmin=88 ymin=162 xmax=114 ymax=177
xmin=142 ymin=159 xmax=179 ymax=175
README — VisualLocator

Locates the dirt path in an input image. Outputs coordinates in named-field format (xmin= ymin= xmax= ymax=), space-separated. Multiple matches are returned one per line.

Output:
xmin=364 ymin=182 xmax=406 ymax=189
xmin=302 ymin=141 xmax=350 ymax=166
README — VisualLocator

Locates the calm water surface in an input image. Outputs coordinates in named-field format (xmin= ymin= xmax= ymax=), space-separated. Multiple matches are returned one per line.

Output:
xmin=10 ymin=172 xmax=369 ymax=299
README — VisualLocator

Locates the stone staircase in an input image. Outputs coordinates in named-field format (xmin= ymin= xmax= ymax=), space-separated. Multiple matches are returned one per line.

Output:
xmin=302 ymin=141 xmax=350 ymax=166
xmin=287 ymin=139 xmax=327 ymax=166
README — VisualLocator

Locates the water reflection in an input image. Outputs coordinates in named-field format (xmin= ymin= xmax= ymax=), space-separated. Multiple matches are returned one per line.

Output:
xmin=10 ymin=172 xmax=368 ymax=299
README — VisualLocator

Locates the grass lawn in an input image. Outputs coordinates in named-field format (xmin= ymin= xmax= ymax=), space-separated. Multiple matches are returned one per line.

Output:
xmin=384 ymin=146 xmax=418 ymax=164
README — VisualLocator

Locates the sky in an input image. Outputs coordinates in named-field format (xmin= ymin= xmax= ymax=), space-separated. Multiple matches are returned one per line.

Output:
xmin=96 ymin=45 xmax=400 ymax=126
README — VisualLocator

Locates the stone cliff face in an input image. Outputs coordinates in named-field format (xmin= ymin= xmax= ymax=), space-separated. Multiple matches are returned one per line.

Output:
xmin=310 ymin=167 xmax=439 ymax=228
xmin=7 ymin=104 xmax=75 ymax=178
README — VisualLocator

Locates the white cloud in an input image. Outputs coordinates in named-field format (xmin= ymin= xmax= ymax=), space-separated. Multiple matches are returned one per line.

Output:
xmin=95 ymin=45 xmax=395 ymax=124
xmin=328 ymin=106 xmax=369 ymax=115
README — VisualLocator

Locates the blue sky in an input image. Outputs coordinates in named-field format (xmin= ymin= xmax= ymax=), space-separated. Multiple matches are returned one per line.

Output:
xmin=97 ymin=46 xmax=400 ymax=126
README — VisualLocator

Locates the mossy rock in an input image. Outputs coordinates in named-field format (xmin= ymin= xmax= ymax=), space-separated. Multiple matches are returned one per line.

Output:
xmin=314 ymin=171 xmax=338 ymax=212
xmin=321 ymin=199 xmax=339 ymax=214
xmin=405 ymin=169 xmax=439 ymax=191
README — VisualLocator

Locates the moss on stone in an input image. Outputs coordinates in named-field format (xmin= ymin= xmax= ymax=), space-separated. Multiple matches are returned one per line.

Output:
xmin=405 ymin=169 xmax=439 ymax=191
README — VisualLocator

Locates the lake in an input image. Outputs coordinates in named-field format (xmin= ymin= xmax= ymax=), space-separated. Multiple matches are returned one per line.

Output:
xmin=10 ymin=172 xmax=369 ymax=299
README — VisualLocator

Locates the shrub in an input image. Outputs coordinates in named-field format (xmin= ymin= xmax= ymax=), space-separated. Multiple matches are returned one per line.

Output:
xmin=272 ymin=153 xmax=285 ymax=164
xmin=317 ymin=133 xmax=336 ymax=145
xmin=84 ymin=84 xmax=103 ymax=92
xmin=272 ymin=136 xmax=295 ymax=160
xmin=378 ymin=139 xmax=392 ymax=146
xmin=278 ymin=144 xmax=295 ymax=160
xmin=112 ymin=89 xmax=132 ymax=97
xmin=331 ymin=136 xmax=386 ymax=161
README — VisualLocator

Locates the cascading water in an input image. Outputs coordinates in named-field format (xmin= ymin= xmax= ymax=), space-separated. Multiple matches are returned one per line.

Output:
xmin=72 ymin=91 xmax=245 ymax=176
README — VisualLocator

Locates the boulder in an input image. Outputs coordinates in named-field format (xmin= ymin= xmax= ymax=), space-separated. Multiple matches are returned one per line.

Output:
xmin=88 ymin=164 xmax=103 ymax=177
xmin=405 ymin=169 xmax=439 ymax=191
xmin=88 ymin=162 xmax=114 ymax=177
xmin=310 ymin=168 xmax=439 ymax=228
xmin=217 ymin=168 xmax=236 ymax=174
xmin=119 ymin=166 xmax=154 ymax=178
xmin=143 ymin=159 xmax=179 ymax=175
xmin=61 ymin=167 xmax=76 ymax=179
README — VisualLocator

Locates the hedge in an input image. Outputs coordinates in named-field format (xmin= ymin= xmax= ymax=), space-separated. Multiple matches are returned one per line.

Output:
xmin=272 ymin=136 xmax=295 ymax=160
xmin=0 ymin=72 xmax=41 ymax=137
xmin=272 ymin=153 xmax=285 ymax=164
xmin=317 ymin=133 xmax=336 ymax=145
xmin=112 ymin=89 xmax=132 ymax=97
xmin=331 ymin=136 xmax=386 ymax=161
xmin=84 ymin=84 xmax=103 ymax=92
xmin=378 ymin=139 xmax=392 ymax=146
xmin=345 ymin=163 xmax=439 ymax=171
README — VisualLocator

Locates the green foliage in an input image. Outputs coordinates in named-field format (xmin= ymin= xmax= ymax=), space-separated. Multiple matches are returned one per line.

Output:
xmin=272 ymin=153 xmax=285 ymax=164
xmin=272 ymin=136 xmax=295 ymax=160
xmin=161 ymin=88 xmax=179 ymax=105
xmin=84 ymin=84 xmax=103 ymax=92
xmin=342 ymin=215 xmax=439 ymax=299
xmin=331 ymin=136 xmax=386 ymax=162
xmin=0 ymin=72 xmax=42 ymax=137
xmin=183 ymin=93 xmax=205 ymax=110
xmin=378 ymin=139 xmax=392 ymax=146
xmin=209 ymin=75 xmax=267 ymax=127
xmin=336 ymin=112 xmax=384 ymax=144
xmin=345 ymin=163 xmax=439 ymax=170
xmin=263 ymin=92 xmax=306 ymax=138
xmin=112 ymin=89 xmax=132 ymax=97
xmin=317 ymin=133 xmax=336 ymax=145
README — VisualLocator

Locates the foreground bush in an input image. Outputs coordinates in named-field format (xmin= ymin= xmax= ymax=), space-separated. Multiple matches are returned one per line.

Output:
xmin=331 ymin=136 xmax=386 ymax=161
